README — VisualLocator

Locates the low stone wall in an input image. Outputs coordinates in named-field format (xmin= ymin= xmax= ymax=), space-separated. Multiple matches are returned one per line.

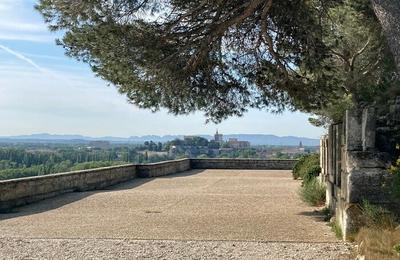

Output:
xmin=0 ymin=158 xmax=296 ymax=212
xmin=137 ymin=159 xmax=191 ymax=178
xmin=191 ymin=158 xmax=297 ymax=170
xmin=0 ymin=164 xmax=136 ymax=213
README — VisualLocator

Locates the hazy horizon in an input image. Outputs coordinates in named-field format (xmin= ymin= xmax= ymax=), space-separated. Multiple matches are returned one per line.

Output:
xmin=0 ymin=132 xmax=322 ymax=139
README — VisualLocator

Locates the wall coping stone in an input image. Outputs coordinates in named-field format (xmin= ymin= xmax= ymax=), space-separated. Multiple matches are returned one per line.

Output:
xmin=0 ymin=163 xmax=136 ymax=185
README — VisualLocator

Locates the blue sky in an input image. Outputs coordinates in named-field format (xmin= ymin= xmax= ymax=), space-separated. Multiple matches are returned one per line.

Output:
xmin=0 ymin=0 xmax=325 ymax=138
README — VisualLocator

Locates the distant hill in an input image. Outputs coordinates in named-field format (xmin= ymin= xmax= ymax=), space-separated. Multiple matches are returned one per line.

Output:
xmin=0 ymin=133 xmax=320 ymax=146
xmin=222 ymin=134 xmax=319 ymax=146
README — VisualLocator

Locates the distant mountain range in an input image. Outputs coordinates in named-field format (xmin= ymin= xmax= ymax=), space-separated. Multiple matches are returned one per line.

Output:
xmin=0 ymin=133 xmax=320 ymax=146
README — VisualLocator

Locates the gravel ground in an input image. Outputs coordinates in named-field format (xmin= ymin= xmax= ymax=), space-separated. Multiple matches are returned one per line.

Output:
xmin=0 ymin=170 xmax=352 ymax=259
xmin=0 ymin=170 xmax=338 ymax=242
xmin=0 ymin=238 xmax=352 ymax=260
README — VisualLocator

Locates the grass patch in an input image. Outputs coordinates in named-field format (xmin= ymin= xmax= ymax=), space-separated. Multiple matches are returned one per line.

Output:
xmin=388 ymin=158 xmax=400 ymax=200
xmin=352 ymin=201 xmax=400 ymax=259
xmin=299 ymin=178 xmax=326 ymax=206
xmin=355 ymin=227 xmax=400 ymax=260
xmin=328 ymin=220 xmax=343 ymax=239
xmin=361 ymin=200 xmax=397 ymax=229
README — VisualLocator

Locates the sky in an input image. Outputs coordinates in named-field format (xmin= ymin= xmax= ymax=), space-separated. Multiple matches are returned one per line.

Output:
xmin=0 ymin=0 xmax=325 ymax=138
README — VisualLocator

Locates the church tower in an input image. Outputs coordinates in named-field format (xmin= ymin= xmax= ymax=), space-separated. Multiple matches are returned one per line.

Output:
xmin=214 ymin=130 xmax=223 ymax=143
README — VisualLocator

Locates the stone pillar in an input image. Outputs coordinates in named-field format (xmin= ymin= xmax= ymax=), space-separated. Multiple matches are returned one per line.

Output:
xmin=362 ymin=107 xmax=376 ymax=151
xmin=345 ymin=109 xmax=363 ymax=151
xmin=319 ymin=135 xmax=328 ymax=183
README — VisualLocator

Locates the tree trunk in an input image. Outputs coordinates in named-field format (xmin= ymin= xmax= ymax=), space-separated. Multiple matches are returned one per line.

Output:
xmin=371 ymin=0 xmax=400 ymax=71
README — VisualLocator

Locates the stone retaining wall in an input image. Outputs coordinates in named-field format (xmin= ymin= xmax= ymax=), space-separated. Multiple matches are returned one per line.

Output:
xmin=0 ymin=158 xmax=296 ymax=212
xmin=136 ymin=159 xmax=191 ymax=178
xmin=191 ymin=158 xmax=297 ymax=170
xmin=0 ymin=164 xmax=137 ymax=212
xmin=321 ymin=107 xmax=398 ymax=240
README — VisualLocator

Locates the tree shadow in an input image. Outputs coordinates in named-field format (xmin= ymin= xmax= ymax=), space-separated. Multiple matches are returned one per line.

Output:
xmin=0 ymin=169 xmax=206 ymax=221
xmin=297 ymin=209 xmax=330 ymax=223
xmin=158 ymin=169 xmax=206 ymax=178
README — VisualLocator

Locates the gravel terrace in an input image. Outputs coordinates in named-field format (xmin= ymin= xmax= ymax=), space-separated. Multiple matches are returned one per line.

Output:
xmin=0 ymin=169 xmax=351 ymax=259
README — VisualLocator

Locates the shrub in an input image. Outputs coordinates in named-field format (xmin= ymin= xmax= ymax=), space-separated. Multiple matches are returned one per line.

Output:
xmin=292 ymin=154 xmax=321 ymax=181
xmin=292 ymin=156 xmax=307 ymax=179
xmin=394 ymin=244 xmax=400 ymax=255
xmin=299 ymin=178 xmax=326 ymax=206
xmin=294 ymin=154 xmax=325 ymax=206
xmin=388 ymin=158 xmax=400 ymax=200
xmin=320 ymin=207 xmax=332 ymax=222
xmin=361 ymin=200 xmax=397 ymax=229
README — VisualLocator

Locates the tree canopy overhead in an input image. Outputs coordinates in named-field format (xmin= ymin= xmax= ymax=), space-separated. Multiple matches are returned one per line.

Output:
xmin=37 ymin=0 xmax=342 ymax=122
xmin=36 ymin=0 xmax=398 ymax=123
xmin=307 ymin=0 xmax=399 ymax=126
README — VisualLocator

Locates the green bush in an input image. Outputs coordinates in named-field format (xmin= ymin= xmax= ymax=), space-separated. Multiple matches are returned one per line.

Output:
xmin=361 ymin=200 xmax=397 ymax=229
xmin=388 ymin=158 xmax=400 ymax=200
xmin=292 ymin=154 xmax=321 ymax=181
xmin=299 ymin=178 xmax=326 ymax=206
xmin=393 ymin=244 xmax=400 ymax=255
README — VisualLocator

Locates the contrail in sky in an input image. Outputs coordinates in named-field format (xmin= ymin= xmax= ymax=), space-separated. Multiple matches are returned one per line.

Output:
xmin=0 ymin=44 xmax=47 ymax=73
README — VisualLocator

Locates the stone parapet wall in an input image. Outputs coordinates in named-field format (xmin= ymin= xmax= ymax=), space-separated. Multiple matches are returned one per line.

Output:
xmin=0 ymin=158 xmax=294 ymax=212
xmin=0 ymin=164 xmax=137 ymax=213
xmin=137 ymin=159 xmax=191 ymax=178
xmin=191 ymin=158 xmax=297 ymax=170
xmin=322 ymin=107 xmax=398 ymax=240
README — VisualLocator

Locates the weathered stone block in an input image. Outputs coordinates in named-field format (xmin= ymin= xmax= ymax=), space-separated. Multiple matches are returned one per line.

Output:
xmin=362 ymin=107 xmax=376 ymax=151
xmin=345 ymin=151 xmax=389 ymax=171
xmin=345 ymin=109 xmax=363 ymax=151
xmin=347 ymin=168 xmax=391 ymax=204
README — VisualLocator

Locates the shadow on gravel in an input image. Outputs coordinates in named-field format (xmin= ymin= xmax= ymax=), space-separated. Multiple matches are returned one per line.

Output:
xmin=0 ymin=170 xmax=205 ymax=221
xmin=297 ymin=210 xmax=329 ymax=223
xmin=159 ymin=169 xmax=205 ymax=178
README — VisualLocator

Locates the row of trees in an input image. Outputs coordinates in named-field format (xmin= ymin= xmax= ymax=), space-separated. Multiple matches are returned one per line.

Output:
xmin=0 ymin=147 xmax=136 ymax=168
xmin=0 ymin=145 xmax=172 ymax=180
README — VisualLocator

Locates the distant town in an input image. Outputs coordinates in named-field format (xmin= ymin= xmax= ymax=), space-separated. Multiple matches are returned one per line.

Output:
xmin=163 ymin=130 xmax=313 ymax=159
xmin=0 ymin=130 xmax=318 ymax=181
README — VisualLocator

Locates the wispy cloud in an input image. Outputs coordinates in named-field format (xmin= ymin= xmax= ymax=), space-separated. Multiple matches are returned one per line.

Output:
xmin=0 ymin=32 xmax=53 ymax=43
xmin=0 ymin=0 xmax=54 ymax=43
xmin=0 ymin=44 xmax=47 ymax=73
xmin=0 ymin=44 xmax=104 ymax=92
xmin=21 ymin=52 xmax=66 ymax=61
xmin=0 ymin=21 xmax=45 ymax=32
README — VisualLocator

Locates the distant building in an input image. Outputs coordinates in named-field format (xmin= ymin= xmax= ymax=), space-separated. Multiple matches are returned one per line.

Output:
xmin=298 ymin=141 xmax=305 ymax=152
xmin=227 ymin=138 xmax=250 ymax=149
xmin=214 ymin=130 xmax=223 ymax=143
